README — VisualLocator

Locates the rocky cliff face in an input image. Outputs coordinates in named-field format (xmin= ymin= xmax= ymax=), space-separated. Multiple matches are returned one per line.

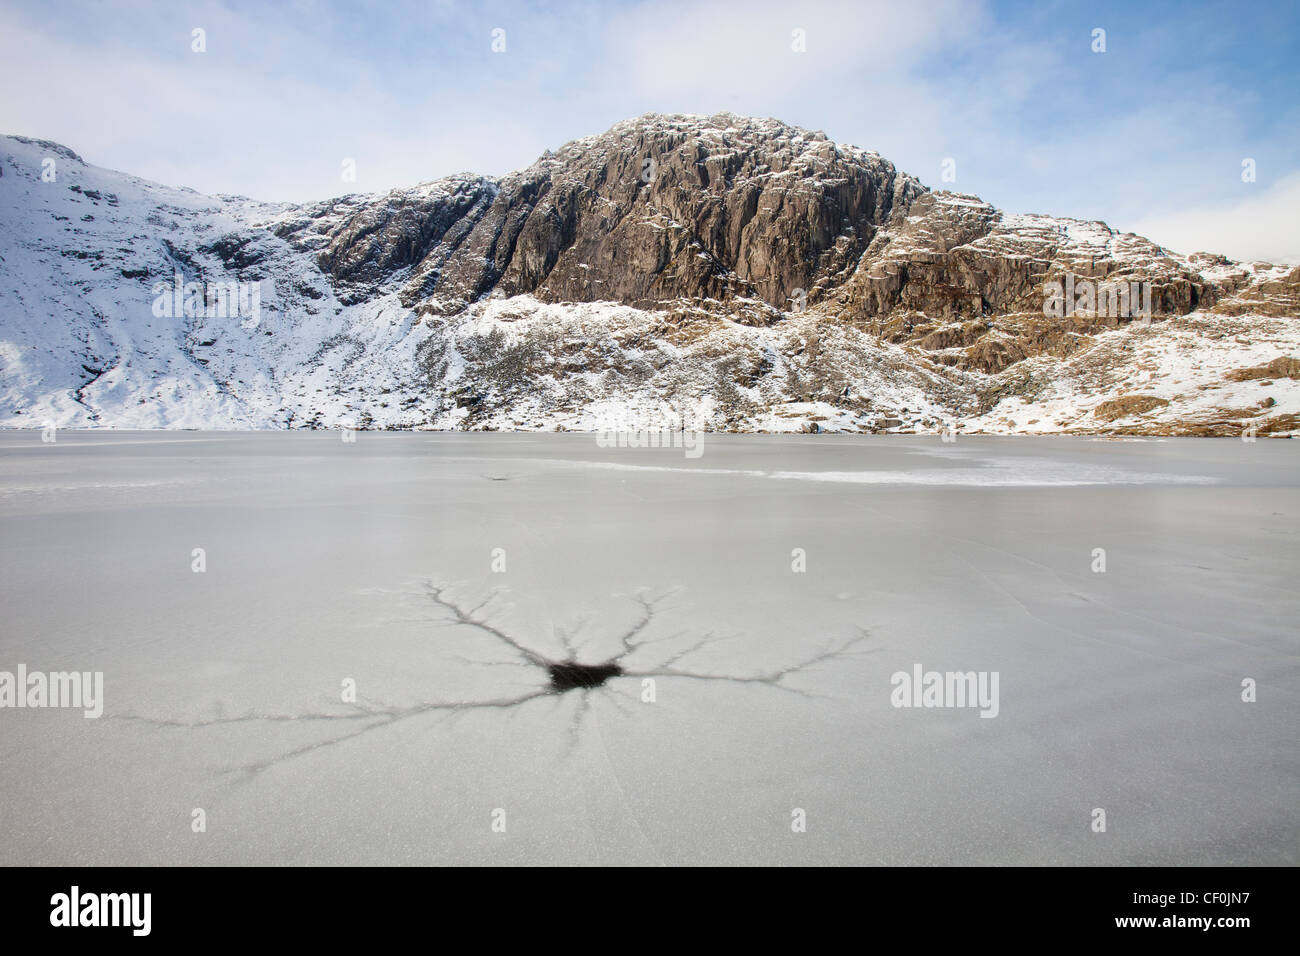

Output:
xmin=280 ymin=115 xmax=925 ymax=318
xmin=283 ymin=114 xmax=1223 ymax=324
xmin=274 ymin=113 xmax=1271 ymax=372
xmin=2 ymin=115 xmax=1297 ymax=435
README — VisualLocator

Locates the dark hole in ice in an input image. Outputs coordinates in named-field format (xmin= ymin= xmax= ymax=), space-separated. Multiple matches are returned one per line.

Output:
xmin=548 ymin=660 xmax=622 ymax=692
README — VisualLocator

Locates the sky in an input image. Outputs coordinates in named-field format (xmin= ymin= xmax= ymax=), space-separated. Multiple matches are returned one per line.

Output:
xmin=2 ymin=0 xmax=1298 ymax=262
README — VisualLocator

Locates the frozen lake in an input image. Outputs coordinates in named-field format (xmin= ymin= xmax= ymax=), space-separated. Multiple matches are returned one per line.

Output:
xmin=0 ymin=431 xmax=1296 ymax=865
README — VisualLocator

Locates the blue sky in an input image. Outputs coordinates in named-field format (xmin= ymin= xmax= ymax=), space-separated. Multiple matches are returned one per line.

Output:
xmin=3 ymin=0 xmax=1298 ymax=260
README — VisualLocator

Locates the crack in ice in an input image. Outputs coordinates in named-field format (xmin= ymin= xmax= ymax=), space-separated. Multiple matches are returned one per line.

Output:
xmin=114 ymin=581 xmax=869 ymax=776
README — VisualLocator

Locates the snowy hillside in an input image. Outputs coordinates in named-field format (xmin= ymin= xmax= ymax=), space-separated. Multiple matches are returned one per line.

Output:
xmin=0 ymin=136 xmax=437 ymax=429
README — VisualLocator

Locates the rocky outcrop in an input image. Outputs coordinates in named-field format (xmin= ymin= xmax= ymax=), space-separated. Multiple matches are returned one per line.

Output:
xmin=268 ymin=110 xmax=1300 ymax=416
xmin=274 ymin=176 xmax=498 ymax=301
xmin=277 ymin=113 xmax=927 ymax=316
xmin=273 ymin=112 xmax=1272 ymax=376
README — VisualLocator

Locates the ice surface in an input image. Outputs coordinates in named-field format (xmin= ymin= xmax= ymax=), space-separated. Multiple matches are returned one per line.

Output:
xmin=0 ymin=432 xmax=1295 ymax=864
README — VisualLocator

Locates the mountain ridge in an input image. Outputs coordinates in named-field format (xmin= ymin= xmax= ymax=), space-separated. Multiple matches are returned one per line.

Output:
xmin=2 ymin=114 xmax=1298 ymax=434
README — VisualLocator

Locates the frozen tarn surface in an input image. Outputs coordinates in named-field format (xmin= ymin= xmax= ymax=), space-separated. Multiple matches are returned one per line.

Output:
xmin=0 ymin=432 xmax=1296 ymax=865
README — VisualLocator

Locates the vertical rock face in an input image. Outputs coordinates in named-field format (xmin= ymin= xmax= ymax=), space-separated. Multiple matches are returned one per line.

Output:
xmin=283 ymin=113 xmax=928 ymax=315
xmin=277 ymin=111 xmax=1232 ymax=340
xmin=275 ymin=176 xmax=500 ymax=303
xmin=501 ymin=114 xmax=926 ymax=313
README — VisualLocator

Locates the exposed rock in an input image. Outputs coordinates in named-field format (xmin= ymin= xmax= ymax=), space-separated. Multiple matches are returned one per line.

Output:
xmin=1226 ymin=356 xmax=1300 ymax=381
xmin=280 ymin=113 xmax=925 ymax=316
xmin=1092 ymin=395 xmax=1170 ymax=421
xmin=274 ymin=113 xmax=1273 ymax=379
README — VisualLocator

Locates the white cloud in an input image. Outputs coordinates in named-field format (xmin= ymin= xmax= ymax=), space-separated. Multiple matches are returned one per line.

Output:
xmin=0 ymin=5 xmax=549 ymax=201
xmin=1128 ymin=172 xmax=1300 ymax=265
xmin=598 ymin=0 xmax=981 ymax=101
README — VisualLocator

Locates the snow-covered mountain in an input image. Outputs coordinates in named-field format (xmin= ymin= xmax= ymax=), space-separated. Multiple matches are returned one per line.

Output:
xmin=2 ymin=114 xmax=1297 ymax=434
